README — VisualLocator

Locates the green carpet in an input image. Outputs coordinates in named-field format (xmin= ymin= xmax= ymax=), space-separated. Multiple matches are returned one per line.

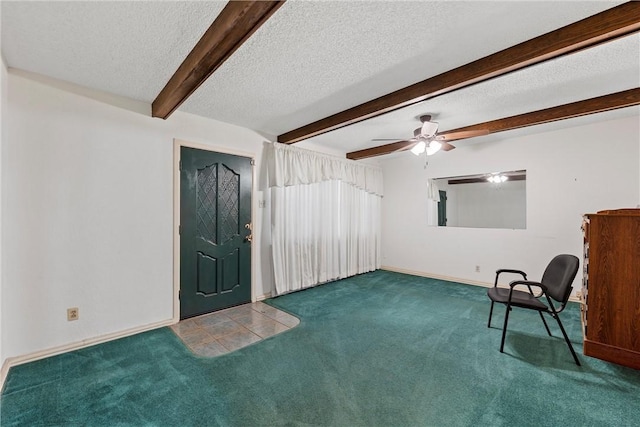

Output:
xmin=1 ymin=270 xmax=639 ymax=426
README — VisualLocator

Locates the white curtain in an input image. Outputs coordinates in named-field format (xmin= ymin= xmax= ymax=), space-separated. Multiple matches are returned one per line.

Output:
xmin=267 ymin=142 xmax=383 ymax=195
xmin=267 ymin=143 xmax=382 ymax=295
xmin=426 ymin=179 xmax=440 ymax=226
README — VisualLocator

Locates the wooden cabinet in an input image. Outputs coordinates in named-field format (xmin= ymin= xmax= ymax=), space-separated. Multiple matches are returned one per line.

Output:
xmin=582 ymin=209 xmax=640 ymax=369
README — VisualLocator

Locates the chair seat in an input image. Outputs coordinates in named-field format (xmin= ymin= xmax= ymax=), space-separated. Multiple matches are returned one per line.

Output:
xmin=487 ymin=287 xmax=547 ymax=311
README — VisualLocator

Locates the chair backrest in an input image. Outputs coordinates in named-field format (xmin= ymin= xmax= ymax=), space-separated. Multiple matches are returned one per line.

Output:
xmin=540 ymin=254 xmax=580 ymax=303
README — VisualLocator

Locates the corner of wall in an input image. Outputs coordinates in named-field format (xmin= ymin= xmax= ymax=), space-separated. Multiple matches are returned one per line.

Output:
xmin=0 ymin=49 xmax=7 ymax=369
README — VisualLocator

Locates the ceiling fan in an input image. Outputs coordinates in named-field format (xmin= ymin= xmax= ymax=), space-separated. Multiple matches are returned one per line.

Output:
xmin=373 ymin=115 xmax=489 ymax=156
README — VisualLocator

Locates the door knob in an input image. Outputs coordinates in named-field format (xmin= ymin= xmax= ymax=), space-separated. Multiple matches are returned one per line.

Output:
xmin=245 ymin=223 xmax=252 ymax=242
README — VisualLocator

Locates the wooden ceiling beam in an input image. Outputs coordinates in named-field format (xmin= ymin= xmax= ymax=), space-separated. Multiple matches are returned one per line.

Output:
xmin=346 ymin=140 xmax=418 ymax=160
xmin=438 ymin=87 xmax=640 ymax=139
xmin=346 ymin=88 xmax=640 ymax=160
xmin=346 ymin=140 xmax=415 ymax=160
xmin=279 ymin=2 xmax=640 ymax=144
xmin=152 ymin=1 xmax=285 ymax=119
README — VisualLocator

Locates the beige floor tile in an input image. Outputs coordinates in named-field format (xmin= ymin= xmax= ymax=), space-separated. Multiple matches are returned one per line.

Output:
xmin=269 ymin=312 xmax=300 ymax=328
xmin=207 ymin=320 xmax=249 ymax=339
xmin=217 ymin=329 xmax=262 ymax=351
xmin=172 ymin=302 xmax=299 ymax=357
xmin=193 ymin=313 xmax=235 ymax=328
xmin=170 ymin=319 xmax=200 ymax=335
xmin=233 ymin=311 xmax=273 ymax=327
xmin=178 ymin=328 xmax=216 ymax=346
xmin=252 ymin=302 xmax=282 ymax=316
xmin=222 ymin=304 xmax=256 ymax=320
xmin=246 ymin=319 xmax=290 ymax=338
xmin=190 ymin=340 xmax=229 ymax=357
xmin=255 ymin=304 xmax=301 ymax=327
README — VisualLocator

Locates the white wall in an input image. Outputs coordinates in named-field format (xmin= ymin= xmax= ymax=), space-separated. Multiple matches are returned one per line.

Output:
xmin=0 ymin=58 xmax=6 ymax=366
xmin=2 ymin=70 xmax=274 ymax=360
xmin=0 ymin=5 xmax=5 ymax=368
xmin=381 ymin=115 xmax=640 ymax=290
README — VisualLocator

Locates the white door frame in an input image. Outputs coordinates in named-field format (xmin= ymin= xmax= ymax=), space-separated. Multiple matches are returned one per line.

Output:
xmin=172 ymin=138 xmax=256 ymax=323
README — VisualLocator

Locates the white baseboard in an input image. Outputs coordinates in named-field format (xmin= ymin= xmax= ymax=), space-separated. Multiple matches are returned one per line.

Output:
xmin=0 ymin=358 xmax=11 ymax=392
xmin=380 ymin=266 xmax=581 ymax=303
xmin=0 ymin=318 xmax=174 ymax=392
xmin=254 ymin=292 xmax=272 ymax=302
xmin=381 ymin=265 xmax=491 ymax=288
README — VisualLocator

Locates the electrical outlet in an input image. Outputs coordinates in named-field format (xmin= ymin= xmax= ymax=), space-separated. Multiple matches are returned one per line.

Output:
xmin=475 ymin=265 xmax=480 ymax=273
xmin=67 ymin=307 xmax=79 ymax=321
xmin=258 ymin=200 xmax=266 ymax=208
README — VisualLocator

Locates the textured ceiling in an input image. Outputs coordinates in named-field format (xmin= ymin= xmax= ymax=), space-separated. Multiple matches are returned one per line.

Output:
xmin=182 ymin=0 xmax=632 ymax=136
xmin=2 ymin=1 xmax=638 ymax=158
xmin=2 ymin=1 xmax=226 ymax=103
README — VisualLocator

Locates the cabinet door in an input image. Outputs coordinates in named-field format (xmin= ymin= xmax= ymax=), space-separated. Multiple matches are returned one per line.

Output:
xmin=584 ymin=215 xmax=640 ymax=369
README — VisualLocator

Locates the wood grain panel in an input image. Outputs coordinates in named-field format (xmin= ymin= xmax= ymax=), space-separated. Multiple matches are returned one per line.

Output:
xmin=583 ymin=210 xmax=640 ymax=369
xmin=586 ymin=216 xmax=615 ymax=345
xmin=584 ymin=339 xmax=640 ymax=370
xmin=629 ymin=219 xmax=640 ymax=352
xmin=279 ymin=2 xmax=640 ymax=144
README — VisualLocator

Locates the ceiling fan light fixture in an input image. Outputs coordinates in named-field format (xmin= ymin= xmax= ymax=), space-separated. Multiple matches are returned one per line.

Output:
xmin=411 ymin=141 xmax=426 ymax=155
xmin=425 ymin=141 xmax=442 ymax=156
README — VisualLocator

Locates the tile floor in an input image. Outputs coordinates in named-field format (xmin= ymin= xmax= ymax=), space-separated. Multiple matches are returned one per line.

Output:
xmin=170 ymin=301 xmax=300 ymax=357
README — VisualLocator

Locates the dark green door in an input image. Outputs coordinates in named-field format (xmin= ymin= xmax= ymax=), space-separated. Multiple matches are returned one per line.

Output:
xmin=180 ymin=147 xmax=252 ymax=319
xmin=438 ymin=190 xmax=447 ymax=226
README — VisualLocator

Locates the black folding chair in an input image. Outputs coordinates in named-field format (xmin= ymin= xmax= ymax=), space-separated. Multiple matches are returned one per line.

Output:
xmin=487 ymin=254 xmax=581 ymax=366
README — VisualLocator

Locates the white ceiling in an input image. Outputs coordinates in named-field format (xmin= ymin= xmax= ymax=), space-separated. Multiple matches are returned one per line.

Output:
xmin=2 ymin=1 xmax=639 ymax=158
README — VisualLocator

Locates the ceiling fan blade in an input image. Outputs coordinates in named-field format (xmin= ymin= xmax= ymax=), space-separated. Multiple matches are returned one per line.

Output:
xmin=436 ymin=129 xmax=490 ymax=141
xmin=440 ymin=141 xmax=456 ymax=151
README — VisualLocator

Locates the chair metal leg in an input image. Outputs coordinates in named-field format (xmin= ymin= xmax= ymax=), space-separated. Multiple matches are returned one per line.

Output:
xmin=500 ymin=305 xmax=511 ymax=353
xmin=488 ymin=301 xmax=495 ymax=328
xmin=553 ymin=314 xmax=581 ymax=366
xmin=538 ymin=312 xmax=552 ymax=336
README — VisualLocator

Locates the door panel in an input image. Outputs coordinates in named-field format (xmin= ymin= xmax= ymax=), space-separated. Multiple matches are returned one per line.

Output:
xmin=221 ymin=249 xmax=240 ymax=293
xmin=196 ymin=253 xmax=218 ymax=296
xmin=181 ymin=147 xmax=252 ymax=319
